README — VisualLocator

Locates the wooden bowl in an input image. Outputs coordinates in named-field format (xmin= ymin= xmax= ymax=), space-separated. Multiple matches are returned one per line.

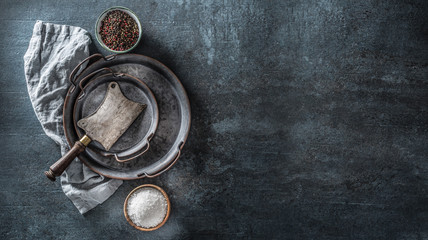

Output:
xmin=123 ymin=184 xmax=171 ymax=231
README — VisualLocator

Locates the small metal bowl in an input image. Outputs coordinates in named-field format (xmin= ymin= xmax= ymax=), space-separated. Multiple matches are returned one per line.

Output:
xmin=124 ymin=184 xmax=171 ymax=231
xmin=95 ymin=6 xmax=142 ymax=53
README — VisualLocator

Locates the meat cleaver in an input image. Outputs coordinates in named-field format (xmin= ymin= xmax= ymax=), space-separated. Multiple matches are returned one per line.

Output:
xmin=45 ymin=82 xmax=146 ymax=181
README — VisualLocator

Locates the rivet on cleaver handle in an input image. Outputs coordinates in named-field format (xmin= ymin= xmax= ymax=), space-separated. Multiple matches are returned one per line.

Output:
xmin=45 ymin=82 xmax=146 ymax=181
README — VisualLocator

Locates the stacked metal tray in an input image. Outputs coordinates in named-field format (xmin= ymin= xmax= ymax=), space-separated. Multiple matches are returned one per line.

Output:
xmin=63 ymin=53 xmax=191 ymax=179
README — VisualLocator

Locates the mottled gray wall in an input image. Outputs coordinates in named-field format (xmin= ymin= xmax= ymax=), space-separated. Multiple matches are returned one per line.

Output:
xmin=0 ymin=0 xmax=427 ymax=239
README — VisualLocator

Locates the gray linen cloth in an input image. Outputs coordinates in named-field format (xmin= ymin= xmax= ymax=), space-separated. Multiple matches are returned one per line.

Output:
xmin=23 ymin=21 xmax=122 ymax=214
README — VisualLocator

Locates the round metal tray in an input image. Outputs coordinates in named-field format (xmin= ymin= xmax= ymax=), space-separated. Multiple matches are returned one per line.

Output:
xmin=63 ymin=54 xmax=191 ymax=179
xmin=74 ymin=72 xmax=159 ymax=167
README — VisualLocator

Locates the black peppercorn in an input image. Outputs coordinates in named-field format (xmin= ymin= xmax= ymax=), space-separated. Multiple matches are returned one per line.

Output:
xmin=99 ymin=10 xmax=139 ymax=51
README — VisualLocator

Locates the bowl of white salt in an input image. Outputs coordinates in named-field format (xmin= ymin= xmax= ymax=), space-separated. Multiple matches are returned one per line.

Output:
xmin=124 ymin=184 xmax=171 ymax=231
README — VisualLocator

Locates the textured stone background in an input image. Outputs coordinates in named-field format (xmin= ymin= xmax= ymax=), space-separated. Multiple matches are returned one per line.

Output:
xmin=0 ymin=0 xmax=427 ymax=239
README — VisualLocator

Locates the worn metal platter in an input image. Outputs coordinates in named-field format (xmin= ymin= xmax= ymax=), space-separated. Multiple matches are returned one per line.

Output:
xmin=74 ymin=73 xmax=159 ymax=167
xmin=63 ymin=54 xmax=191 ymax=179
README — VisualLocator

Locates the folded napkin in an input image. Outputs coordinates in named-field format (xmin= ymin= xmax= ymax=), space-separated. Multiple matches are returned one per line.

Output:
xmin=23 ymin=21 xmax=122 ymax=214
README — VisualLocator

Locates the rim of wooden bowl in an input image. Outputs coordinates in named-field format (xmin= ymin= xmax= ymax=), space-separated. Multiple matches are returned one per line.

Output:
xmin=123 ymin=184 xmax=171 ymax=231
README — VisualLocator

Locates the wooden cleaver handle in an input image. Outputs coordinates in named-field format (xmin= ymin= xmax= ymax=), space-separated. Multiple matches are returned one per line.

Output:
xmin=45 ymin=138 xmax=89 ymax=181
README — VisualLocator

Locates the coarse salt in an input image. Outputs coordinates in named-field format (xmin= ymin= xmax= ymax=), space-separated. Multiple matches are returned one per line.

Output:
xmin=126 ymin=187 xmax=168 ymax=228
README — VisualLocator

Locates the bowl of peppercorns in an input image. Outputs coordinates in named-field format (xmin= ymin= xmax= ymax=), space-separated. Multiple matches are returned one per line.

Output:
xmin=95 ymin=6 xmax=142 ymax=53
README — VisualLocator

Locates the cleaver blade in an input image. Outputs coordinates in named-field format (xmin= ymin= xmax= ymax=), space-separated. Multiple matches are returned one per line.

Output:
xmin=77 ymin=81 xmax=146 ymax=151
xmin=45 ymin=81 xmax=145 ymax=181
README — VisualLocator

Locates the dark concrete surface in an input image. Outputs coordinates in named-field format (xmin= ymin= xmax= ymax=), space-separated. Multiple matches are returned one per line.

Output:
xmin=0 ymin=0 xmax=427 ymax=239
